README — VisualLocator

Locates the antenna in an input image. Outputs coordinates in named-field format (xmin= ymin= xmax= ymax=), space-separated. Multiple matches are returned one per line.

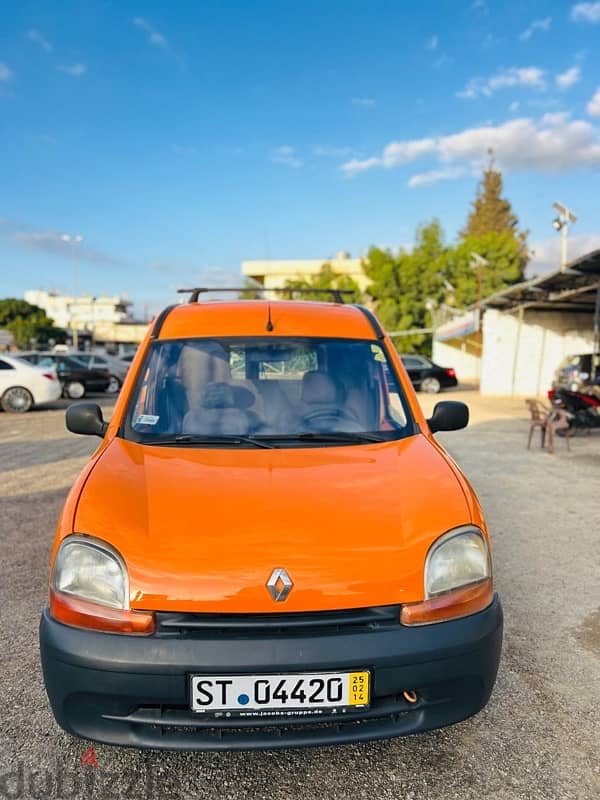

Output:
xmin=266 ymin=303 xmax=274 ymax=332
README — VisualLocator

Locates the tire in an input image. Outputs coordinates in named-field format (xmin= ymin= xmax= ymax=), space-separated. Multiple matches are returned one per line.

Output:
xmin=65 ymin=381 xmax=86 ymax=400
xmin=1 ymin=386 xmax=34 ymax=413
xmin=106 ymin=375 xmax=121 ymax=394
xmin=421 ymin=377 xmax=441 ymax=394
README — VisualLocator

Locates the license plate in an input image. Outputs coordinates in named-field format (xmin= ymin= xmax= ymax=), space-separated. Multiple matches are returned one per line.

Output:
xmin=190 ymin=671 xmax=370 ymax=715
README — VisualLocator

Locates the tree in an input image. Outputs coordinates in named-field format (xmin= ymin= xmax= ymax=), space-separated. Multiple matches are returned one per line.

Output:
xmin=0 ymin=298 xmax=66 ymax=349
xmin=362 ymin=164 xmax=529 ymax=355
xmin=284 ymin=263 xmax=363 ymax=303
xmin=461 ymin=156 xmax=528 ymax=267
xmin=364 ymin=221 xmax=450 ymax=353
xmin=238 ymin=279 xmax=263 ymax=299
xmin=446 ymin=232 xmax=527 ymax=308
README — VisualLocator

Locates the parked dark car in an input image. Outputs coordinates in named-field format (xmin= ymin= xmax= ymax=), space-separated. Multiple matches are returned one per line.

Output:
xmin=18 ymin=353 xmax=111 ymax=399
xmin=73 ymin=352 xmax=129 ymax=394
xmin=552 ymin=354 xmax=598 ymax=392
xmin=400 ymin=354 xmax=458 ymax=394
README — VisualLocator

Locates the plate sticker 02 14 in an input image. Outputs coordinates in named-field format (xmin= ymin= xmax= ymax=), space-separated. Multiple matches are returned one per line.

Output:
xmin=135 ymin=414 xmax=159 ymax=426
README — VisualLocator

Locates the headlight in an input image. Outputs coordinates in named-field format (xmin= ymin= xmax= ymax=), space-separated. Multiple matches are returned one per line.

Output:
xmin=425 ymin=527 xmax=490 ymax=598
xmin=52 ymin=536 xmax=128 ymax=609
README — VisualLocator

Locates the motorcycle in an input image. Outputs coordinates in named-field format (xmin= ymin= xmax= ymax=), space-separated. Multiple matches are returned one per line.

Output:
xmin=549 ymin=388 xmax=600 ymax=433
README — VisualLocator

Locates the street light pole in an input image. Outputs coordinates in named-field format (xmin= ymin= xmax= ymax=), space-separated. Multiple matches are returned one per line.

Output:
xmin=61 ymin=233 xmax=84 ymax=350
xmin=470 ymin=253 xmax=489 ymax=311
xmin=552 ymin=202 xmax=577 ymax=272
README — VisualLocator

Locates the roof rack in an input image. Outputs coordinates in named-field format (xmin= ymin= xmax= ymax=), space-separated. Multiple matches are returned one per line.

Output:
xmin=176 ymin=287 xmax=354 ymax=304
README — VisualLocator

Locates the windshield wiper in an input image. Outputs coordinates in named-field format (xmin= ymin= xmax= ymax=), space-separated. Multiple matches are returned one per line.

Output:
xmin=266 ymin=431 xmax=387 ymax=444
xmin=151 ymin=435 xmax=275 ymax=449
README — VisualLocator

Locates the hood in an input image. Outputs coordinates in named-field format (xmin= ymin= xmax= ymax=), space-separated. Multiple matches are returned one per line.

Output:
xmin=74 ymin=435 xmax=471 ymax=613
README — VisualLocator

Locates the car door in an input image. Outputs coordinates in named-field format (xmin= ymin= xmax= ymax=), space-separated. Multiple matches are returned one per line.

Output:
xmin=49 ymin=356 xmax=75 ymax=385
xmin=401 ymin=356 xmax=427 ymax=388
xmin=0 ymin=357 xmax=16 ymax=394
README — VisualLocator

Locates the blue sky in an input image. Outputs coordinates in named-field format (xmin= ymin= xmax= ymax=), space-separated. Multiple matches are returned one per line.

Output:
xmin=1 ymin=0 xmax=599 ymax=316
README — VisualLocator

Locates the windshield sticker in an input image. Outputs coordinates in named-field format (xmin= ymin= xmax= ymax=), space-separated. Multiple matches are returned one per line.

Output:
xmin=136 ymin=414 xmax=159 ymax=426
xmin=370 ymin=344 xmax=385 ymax=362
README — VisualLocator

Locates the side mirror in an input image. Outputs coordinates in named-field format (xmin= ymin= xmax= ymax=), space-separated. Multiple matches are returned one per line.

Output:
xmin=427 ymin=401 xmax=469 ymax=433
xmin=66 ymin=402 xmax=107 ymax=437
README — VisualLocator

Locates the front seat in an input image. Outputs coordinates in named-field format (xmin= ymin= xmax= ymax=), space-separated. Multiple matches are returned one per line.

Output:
xmin=182 ymin=382 xmax=250 ymax=436
xmin=301 ymin=371 xmax=365 ymax=432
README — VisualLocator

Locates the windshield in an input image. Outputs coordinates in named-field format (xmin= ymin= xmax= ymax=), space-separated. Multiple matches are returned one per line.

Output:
xmin=124 ymin=337 xmax=414 ymax=445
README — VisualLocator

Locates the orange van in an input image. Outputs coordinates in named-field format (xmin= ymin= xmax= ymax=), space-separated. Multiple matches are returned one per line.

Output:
xmin=39 ymin=295 xmax=502 ymax=750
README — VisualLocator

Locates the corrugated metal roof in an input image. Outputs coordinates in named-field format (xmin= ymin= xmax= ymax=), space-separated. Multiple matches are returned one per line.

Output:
xmin=481 ymin=249 xmax=600 ymax=313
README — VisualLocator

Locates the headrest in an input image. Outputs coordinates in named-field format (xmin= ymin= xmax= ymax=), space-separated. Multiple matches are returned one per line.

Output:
xmin=199 ymin=382 xmax=256 ymax=410
xmin=200 ymin=382 xmax=236 ymax=409
xmin=231 ymin=385 xmax=255 ymax=409
xmin=302 ymin=371 xmax=337 ymax=405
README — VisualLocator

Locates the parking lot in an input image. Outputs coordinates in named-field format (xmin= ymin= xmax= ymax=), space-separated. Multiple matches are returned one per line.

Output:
xmin=1 ymin=389 xmax=599 ymax=800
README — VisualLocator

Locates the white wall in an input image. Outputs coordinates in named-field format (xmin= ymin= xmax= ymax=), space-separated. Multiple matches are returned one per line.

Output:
xmin=432 ymin=339 xmax=481 ymax=381
xmin=480 ymin=308 xmax=594 ymax=396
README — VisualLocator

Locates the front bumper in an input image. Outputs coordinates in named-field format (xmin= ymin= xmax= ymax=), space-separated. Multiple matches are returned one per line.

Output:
xmin=39 ymin=597 xmax=502 ymax=751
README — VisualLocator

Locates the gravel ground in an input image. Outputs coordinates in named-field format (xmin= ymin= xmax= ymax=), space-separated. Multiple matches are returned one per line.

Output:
xmin=0 ymin=389 xmax=599 ymax=800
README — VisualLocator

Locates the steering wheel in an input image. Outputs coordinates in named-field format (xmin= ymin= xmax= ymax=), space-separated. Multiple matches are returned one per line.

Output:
xmin=302 ymin=407 xmax=361 ymax=431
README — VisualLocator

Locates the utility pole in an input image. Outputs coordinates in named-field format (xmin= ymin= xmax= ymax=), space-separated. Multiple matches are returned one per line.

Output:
xmin=552 ymin=202 xmax=577 ymax=272
xmin=61 ymin=233 xmax=84 ymax=350
xmin=470 ymin=253 xmax=489 ymax=312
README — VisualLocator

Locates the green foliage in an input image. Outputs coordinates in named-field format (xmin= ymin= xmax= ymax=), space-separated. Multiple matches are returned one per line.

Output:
xmin=0 ymin=298 xmax=66 ymax=349
xmin=364 ymin=220 xmax=448 ymax=353
xmin=364 ymin=163 xmax=528 ymax=354
xmin=284 ymin=263 xmax=363 ymax=303
xmin=446 ymin=233 xmax=527 ymax=308
xmin=461 ymin=161 xmax=528 ymax=258
xmin=238 ymin=279 xmax=263 ymax=299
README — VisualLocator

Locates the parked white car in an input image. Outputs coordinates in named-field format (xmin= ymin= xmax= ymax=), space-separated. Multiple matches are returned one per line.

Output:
xmin=0 ymin=354 xmax=62 ymax=412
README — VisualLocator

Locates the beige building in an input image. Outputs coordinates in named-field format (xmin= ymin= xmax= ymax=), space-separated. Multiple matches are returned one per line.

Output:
xmin=241 ymin=252 xmax=368 ymax=296
xmin=24 ymin=289 xmax=148 ymax=344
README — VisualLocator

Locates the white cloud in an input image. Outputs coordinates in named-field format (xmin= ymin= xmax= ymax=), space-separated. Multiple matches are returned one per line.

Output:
xmin=272 ymin=146 xmax=303 ymax=168
xmin=341 ymin=113 xmax=600 ymax=180
xmin=587 ymin=88 xmax=600 ymax=116
xmin=382 ymin=138 xmax=437 ymax=166
xmin=520 ymin=17 xmax=552 ymax=40
xmin=0 ymin=62 xmax=13 ymax=82
xmin=351 ymin=97 xmax=376 ymax=107
xmin=427 ymin=35 xmax=439 ymax=50
xmin=0 ymin=218 xmax=127 ymax=267
xmin=458 ymin=66 xmax=545 ymax=99
xmin=528 ymin=234 xmax=600 ymax=275
xmin=556 ymin=66 xmax=581 ymax=90
xmin=341 ymin=157 xmax=381 ymax=176
xmin=133 ymin=17 xmax=168 ymax=48
xmin=26 ymin=29 xmax=52 ymax=52
xmin=57 ymin=63 xmax=86 ymax=77
xmin=408 ymin=167 xmax=466 ymax=188
xmin=571 ymin=2 xmax=600 ymax=22
xmin=343 ymin=140 xmax=438 ymax=177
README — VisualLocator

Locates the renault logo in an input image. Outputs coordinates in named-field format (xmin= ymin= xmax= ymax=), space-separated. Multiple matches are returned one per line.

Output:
xmin=267 ymin=568 xmax=293 ymax=602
